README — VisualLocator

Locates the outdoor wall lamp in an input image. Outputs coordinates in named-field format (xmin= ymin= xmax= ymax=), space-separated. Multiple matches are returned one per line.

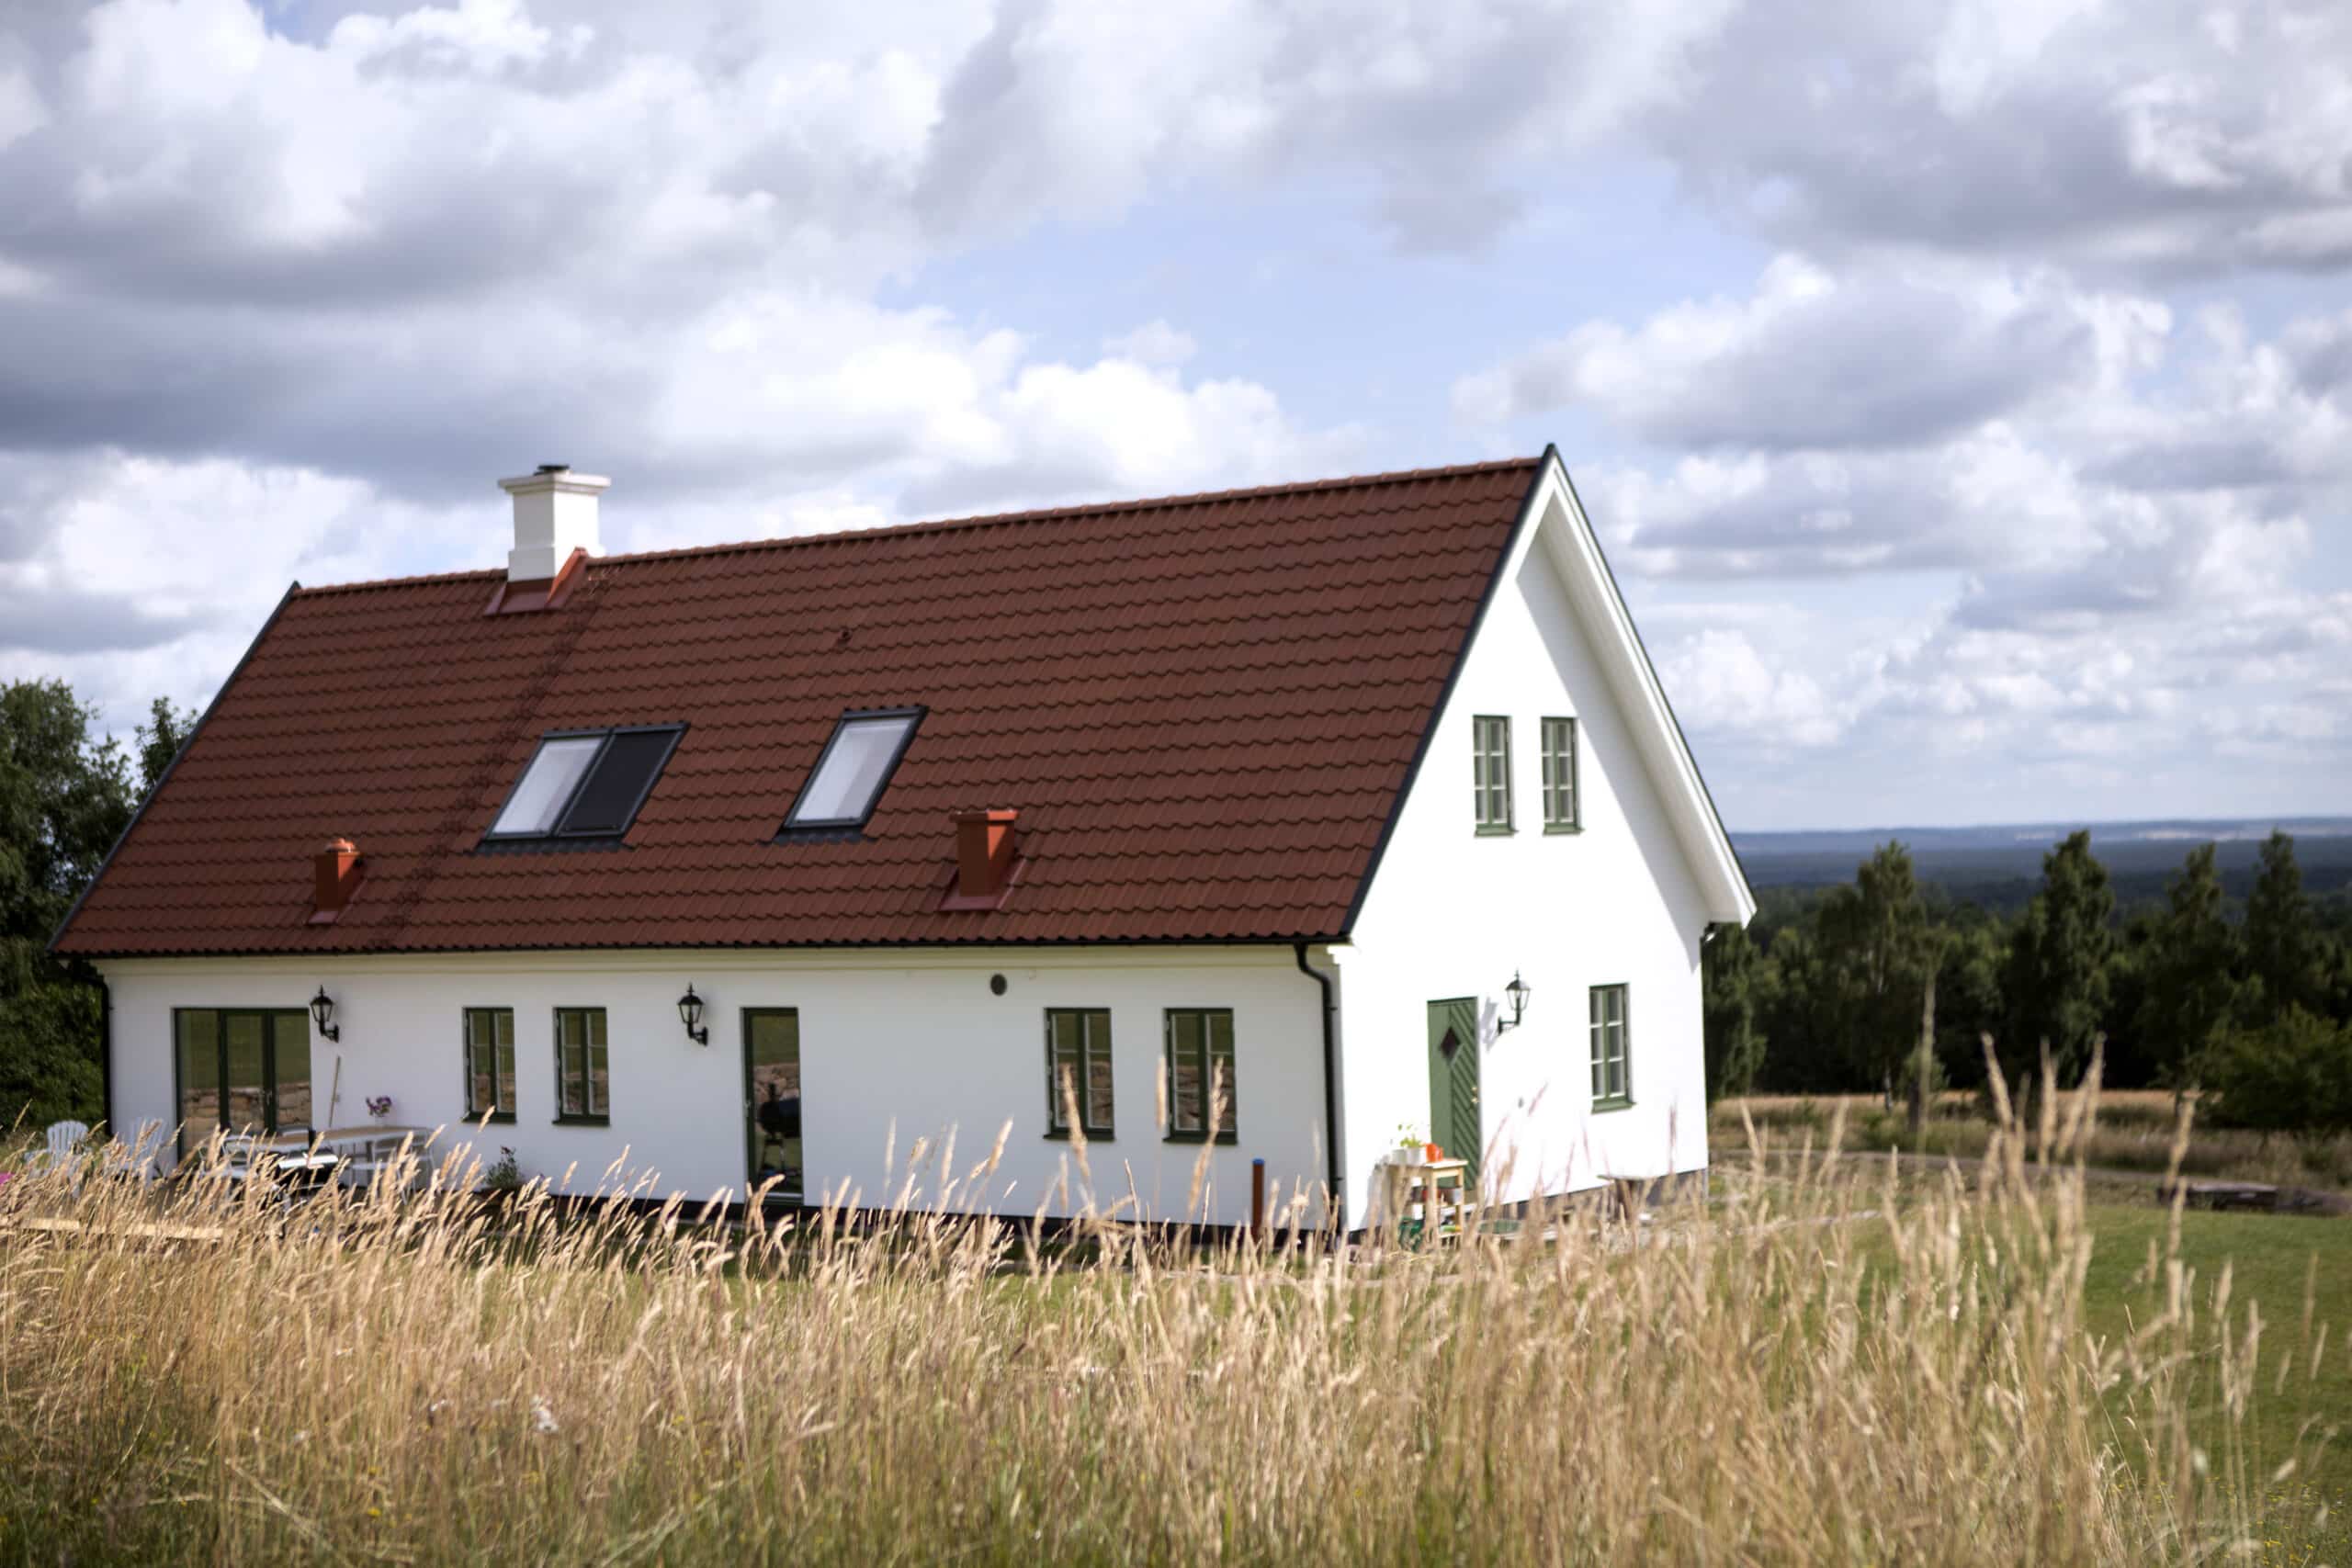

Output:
xmin=1498 ymin=971 xmax=1532 ymax=1032
xmin=310 ymin=985 xmax=340 ymax=1043
xmin=678 ymin=984 xmax=709 ymax=1045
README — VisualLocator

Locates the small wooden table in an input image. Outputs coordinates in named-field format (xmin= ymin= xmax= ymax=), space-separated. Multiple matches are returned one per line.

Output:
xmin=1381 ymin=1156 xmax=1471 ymax=1243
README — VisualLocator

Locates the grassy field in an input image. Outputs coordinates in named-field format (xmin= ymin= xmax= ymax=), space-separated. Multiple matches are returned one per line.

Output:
xmin=1716 ymin=1089 xmax=2352 ymax=1193
xmin=0 ymin=1115 xmax=2345 ymax=1564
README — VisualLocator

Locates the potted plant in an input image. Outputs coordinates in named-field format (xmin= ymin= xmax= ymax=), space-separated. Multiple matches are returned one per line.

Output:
xmin=365 ymin=1095 xmax=394 ymax=1126
xmin=479 ymin=1145 xmax=524 ymax=1212
xmin=1392 ymin=1123 xmax=1427 ymax=1166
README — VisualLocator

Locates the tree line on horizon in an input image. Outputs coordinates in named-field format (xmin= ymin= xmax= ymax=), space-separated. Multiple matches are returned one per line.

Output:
xmin=1703 ymin=827 xmax=2352 ymax=1131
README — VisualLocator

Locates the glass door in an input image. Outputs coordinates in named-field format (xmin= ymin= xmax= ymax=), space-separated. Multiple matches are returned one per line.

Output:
xmin=743 ymin=1009 xmax=801 ymax=1203
xmin=175 ymin=1008 xmax=314 ymax=1155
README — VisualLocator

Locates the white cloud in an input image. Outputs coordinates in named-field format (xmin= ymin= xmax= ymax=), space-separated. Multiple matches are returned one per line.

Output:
xmin=1455 ymin=255 xmax=2166 ymax=449
xmin=1652 ymin=0 xmax=2352 ymax=275
xmin=1102 ymin=320 xmax=1196 ymax=367
xmin=1657 ymin=628 xmax=1846 ymax=748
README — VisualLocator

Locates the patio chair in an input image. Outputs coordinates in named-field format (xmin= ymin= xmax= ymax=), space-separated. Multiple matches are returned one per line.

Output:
xmin=37 ymin=1120 xmax=90 ymax=1173
xmin=98 ymin=1120 xmax=165 ymax=1187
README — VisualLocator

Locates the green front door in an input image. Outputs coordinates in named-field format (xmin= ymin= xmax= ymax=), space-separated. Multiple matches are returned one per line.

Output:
xmin=1426 ymin=998 xmax=1482 ymax=1179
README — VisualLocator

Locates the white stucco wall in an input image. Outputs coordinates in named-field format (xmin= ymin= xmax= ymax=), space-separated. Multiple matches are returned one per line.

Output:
xmin=1332 ymin=477 xmax=1722 ymax=1229
xmin=99 ymin=945 xmax=1330 ymax=1229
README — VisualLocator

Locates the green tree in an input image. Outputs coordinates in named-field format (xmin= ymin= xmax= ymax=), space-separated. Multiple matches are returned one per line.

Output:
xmin=1702 ymin=920 xmax=1772 ymax=1102
xmin=136 ymin=695 xmax=198 ymax=795
xmin=1815 ymin=842 xmax=1936 ymax=1100
xmin=2131 ymin=843 xmax=2241 ymax=1098
xmin=1999 ymin=830 xmax=2114 ymax=1098
xmin=2244 ymin=830 xmax=2324 ymax=1021
xmin=0 ymin=681 xmax=138 ymax=1129
xmin=2203 ymin=1008 xmax=2352 ymax=1133
xmin=1931 ymin=919 xmax=2007 ymax=1090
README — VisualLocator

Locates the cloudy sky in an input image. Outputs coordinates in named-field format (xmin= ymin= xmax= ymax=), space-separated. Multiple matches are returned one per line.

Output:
xmin=2 ymin=0 xmax=2346 ymax=831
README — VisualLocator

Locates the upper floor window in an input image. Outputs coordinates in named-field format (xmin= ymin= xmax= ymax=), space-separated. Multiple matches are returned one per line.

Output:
xmin=463 ymin=1008 xmax=515 ymax=1122
xmin=1044 ymin=1008 xmax=1114 ymax=1139
xmin=783 ymin=708 xmax=923 ymax=832
xmin=487 ymin=726 xmax=684 ymax=843
xmin=1472 ymin=716 xmax=1512 ymax=833
xmin=1590 ymin=984 xmax=1630 ymax=1109
xmin=1165 ymin=1008 xmax=1238 ymax=1142
xmin=1542 ymin=716 xmax=1579 ymax=832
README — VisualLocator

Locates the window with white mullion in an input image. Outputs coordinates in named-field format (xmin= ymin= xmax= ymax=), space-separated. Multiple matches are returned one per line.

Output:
xmin=1589 ymin=984 xmax=1630 ymax=1105
xmin=1542 ymin=716 xmax=1577 ymax=830
xmin=1473 ymin=716 xmax=1512 ymax=832
xmin=1045 ymin=1009 xmax=1114 ymax=1138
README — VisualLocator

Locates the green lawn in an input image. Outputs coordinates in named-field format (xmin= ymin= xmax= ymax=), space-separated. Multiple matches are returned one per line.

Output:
xmin=1846 ymin=1200 xmax=2349 ymax=1557
xmin=2077 ymin=1207 xmax=2352 ymax=1520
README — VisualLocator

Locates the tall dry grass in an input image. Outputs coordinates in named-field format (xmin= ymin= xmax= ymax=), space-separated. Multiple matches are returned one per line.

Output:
xmin=0 ymin=1065 xmax=2335 ymax=1564
xmin=1718 ymin=1089 xmax=2352 ymax=1191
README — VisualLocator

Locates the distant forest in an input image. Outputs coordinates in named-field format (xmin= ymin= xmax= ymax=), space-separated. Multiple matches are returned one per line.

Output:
xmin=1705 ymin=829 xmax=2352 ymax=1131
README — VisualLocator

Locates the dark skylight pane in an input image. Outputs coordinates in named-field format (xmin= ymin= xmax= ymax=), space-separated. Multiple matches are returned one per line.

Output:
xmin=787 ymin=713 xmax=917 ymax=827
xmin=492 ymin=736 xmax=602 ymax=836
xmin=560 ymin=728 xmax=679 ymax=835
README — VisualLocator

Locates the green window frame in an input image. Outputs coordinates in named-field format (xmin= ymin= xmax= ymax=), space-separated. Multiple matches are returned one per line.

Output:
xmin=1590 ymin=984 xmax=1631 ymax=1109
xmin=1164 ymin=1008 xmax=1238 ymax=1143
xmin=1473 ymin=715 xmax=1513 ymax=834
xmin=553 ymin=1007 xmax=609 ymax=1124
xmin=1541 ymin=716 xmax=1579 ymax=832
xmin=1044 ymin=1009 xmax=1114 ymax=1139
xmin=463 ymin=1008 xmax=517 ymax=1122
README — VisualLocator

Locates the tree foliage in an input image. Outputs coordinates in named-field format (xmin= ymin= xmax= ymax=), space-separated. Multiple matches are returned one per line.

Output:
xmin=1998 ymin=830 xmax=2114 ymax=1092
xmin=2132 ymin=842 xmax=2240 ymax=1092
xmin=1723 ymin=829 xmax=2347 ymax=1121
xmin=1702 ymin=920 xmax=1770 ymax=1102
xmin=0 ymin=681 xmax=139 ymax=1130
xmin=2245 ymin=830 xmax=2325 ymax=1018
xmin=1814 ymin=842 xmax=1935 ymax=1095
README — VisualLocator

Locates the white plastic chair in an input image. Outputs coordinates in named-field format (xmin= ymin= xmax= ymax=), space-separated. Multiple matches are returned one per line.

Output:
xmin=100 ymin=1121 xmax=165 ymax=1187
xmin=39 ymin=1120 xmax=90 ymax=1170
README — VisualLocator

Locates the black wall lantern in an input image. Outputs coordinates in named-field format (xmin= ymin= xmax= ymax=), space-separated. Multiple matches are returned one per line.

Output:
xmin=310 ymin=985 xmax=340 ymax=1043
xmin=678 ymin=984 xmax=709 ymax=1045
xmin=1498 ymin=971 xmax=1532 ymax=1032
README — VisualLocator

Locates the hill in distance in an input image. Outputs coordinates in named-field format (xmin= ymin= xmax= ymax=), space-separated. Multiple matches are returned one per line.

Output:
xmin=1733 ymin=817 xmax=2352 ymax=913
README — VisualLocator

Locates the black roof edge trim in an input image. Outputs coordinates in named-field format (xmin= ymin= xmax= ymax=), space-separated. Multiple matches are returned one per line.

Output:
xmin=1334 ymin=450 xmax=1554 ymax=938
xmin=49 ymin=579 xmax=303 ymax=957
xmin=67 ymin=932 xmax=1353 ymax=961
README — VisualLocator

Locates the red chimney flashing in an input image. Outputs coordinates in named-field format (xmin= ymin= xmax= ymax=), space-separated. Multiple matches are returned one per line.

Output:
xmin=942 ymin=809 xmax=1019 ymax=910
xmin=482 ymin=547 xmax=589 ymax=616
xmin=310 ymin=838 xmax=363 ymax=924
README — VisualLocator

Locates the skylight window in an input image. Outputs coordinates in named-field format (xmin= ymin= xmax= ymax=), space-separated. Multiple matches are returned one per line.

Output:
xmin=783 ymin=708 xmax=922 ymax=831
xmin=487 ymin=726 xmax=684 ymax=843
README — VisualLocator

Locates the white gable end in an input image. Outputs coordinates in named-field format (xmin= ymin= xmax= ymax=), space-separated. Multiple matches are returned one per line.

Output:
xmin=1323 ymin=453 xmax=1751 ymax=1227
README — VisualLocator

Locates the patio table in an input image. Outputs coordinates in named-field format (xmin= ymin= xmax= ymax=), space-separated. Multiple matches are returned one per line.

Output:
xmin=267 ymin=1126 xmax=431 ymax=1187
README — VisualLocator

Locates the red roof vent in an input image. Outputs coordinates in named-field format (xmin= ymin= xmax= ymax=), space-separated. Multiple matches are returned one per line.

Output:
xmin=310 ymin=838 xmax=363 ymax=924
xmin=941 ymin=809 xmax=1019 ymax=911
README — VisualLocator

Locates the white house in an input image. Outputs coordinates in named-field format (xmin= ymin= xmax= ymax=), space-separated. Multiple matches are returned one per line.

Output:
xmin=53 ymin=451 xmax=1754 ymax=1231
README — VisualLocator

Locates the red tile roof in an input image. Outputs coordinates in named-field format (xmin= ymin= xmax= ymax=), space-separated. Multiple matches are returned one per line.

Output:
xmin=54 ymin=457 xmax=1544 ymax=955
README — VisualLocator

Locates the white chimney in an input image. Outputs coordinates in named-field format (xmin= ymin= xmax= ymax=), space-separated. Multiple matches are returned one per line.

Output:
xmin=499 ymin=464 xmax=608 ymax=582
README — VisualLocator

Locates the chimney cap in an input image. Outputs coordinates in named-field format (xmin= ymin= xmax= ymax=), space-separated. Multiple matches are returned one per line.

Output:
xmin=322 ymin=837 xmax=356 ymax=854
